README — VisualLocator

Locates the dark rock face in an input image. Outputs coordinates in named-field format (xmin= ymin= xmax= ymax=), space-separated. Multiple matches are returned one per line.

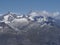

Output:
xmin=0 ymin=33 xmax=23 ymax=45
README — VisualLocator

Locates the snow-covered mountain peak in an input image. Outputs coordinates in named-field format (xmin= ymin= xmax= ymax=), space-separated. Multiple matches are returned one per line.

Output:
xmin=0 ymin=11 xmax=58 ymax=28
xmin=1 ymin=12 xmax=17 ymax=23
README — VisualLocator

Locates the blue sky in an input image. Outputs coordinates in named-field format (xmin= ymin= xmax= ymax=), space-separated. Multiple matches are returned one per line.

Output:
xmin=0 ymin=0 xmax=60 ymax=14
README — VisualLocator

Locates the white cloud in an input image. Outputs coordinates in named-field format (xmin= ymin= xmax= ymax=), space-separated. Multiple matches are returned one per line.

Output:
xmin=53 ymin=12 xmax=60 ymax=17
xmin=29 ymin=11 xmax=39 ymax=17
xmin=29 ymin=10 xmax=60 ymax=18
xmin=39 ymin=10 xmax=50 ymax=17
xmin=42 ymin=10 xmax=49 ymax=15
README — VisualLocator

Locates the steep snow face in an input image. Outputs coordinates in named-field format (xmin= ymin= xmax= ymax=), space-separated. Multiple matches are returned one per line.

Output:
xmin=4 ymin=15 xmax=10 ymax=21
xmin=3 ymin=14 xmax=14 ymax=23
xmin=3 ymin=12 xmax=17 ymax=23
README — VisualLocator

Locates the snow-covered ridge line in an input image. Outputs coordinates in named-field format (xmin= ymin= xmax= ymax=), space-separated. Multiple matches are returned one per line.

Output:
xmin=0 ymin=11 xmax=60 ymax=28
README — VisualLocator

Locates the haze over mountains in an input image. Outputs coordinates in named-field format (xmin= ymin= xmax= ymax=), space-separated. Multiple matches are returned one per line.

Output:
xmin=0 ymin=11 xmax=60 ymax=45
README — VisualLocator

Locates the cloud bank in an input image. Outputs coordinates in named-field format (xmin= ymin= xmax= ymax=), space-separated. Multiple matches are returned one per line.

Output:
xmin=29 ymin=10 xmax=60 ymax=19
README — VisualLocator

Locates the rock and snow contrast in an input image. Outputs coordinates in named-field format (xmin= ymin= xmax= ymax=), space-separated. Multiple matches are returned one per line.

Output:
xmin=0 ymin=11 xmax=60 ymax=45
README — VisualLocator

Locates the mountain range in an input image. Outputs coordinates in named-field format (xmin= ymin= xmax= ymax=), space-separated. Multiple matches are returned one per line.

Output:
xmin=0 ymin=11 xmax=60 ymax=45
